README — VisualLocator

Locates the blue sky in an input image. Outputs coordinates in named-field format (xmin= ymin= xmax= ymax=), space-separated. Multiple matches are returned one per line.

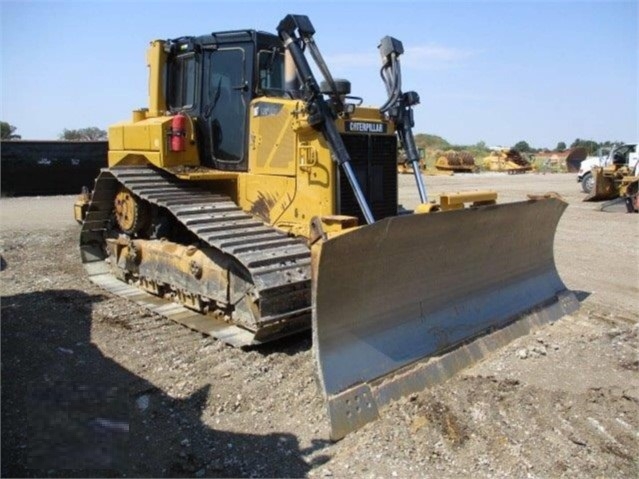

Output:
xmin=1 ymin=0 xmax=637 ymax=148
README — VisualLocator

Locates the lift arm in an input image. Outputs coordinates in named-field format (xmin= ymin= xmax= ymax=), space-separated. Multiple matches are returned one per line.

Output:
xmin=276 ymin=14 xmax=375 ymax=224
xmin=378 ymin=36 xmax=428 ymax=203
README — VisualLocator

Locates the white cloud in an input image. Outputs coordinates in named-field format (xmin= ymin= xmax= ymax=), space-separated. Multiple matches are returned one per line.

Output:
xmin=405 ymin=45 xmax=473 ymax=64
xmin=324 ymin=52 xmax=379 ymax=68
xmin=325 ymin=44 xmax=474 ymax=70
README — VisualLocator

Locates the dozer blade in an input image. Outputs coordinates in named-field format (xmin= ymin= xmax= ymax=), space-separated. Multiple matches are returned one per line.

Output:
xmin=312 ymin=197 xmax=578 ymax=439
xmin=584 ymin=168 xmax=619 ymax=201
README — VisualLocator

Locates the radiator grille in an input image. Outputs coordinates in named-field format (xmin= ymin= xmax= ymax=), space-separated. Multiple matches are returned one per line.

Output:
xmin=338 ymin=134 xmax=398 ymax=223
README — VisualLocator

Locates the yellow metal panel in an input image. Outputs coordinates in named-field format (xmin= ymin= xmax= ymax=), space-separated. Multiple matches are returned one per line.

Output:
xmin=242 ymin=102 xmax=394 ymax=239
xmin=123 ymin=122 xmax=154 ymax=151
xmin=244 ymin=97 xmax=339 ymax=236
xmin=166 ymin=169 xmax=240 ymax=181
xmin=439 ymin=191 xmax=497 ymax=210
xmin=146 ymin=40 xmax=167 ymax=118
xmin=240 ymin=174 xmax=295 ymax=225
xmin=415 ymin=203 xmax=439 ymax=214
xmin=272 ymin=132 xmax=336 ymax=237
xmin=109 ymin=151 xmax=162 ymax=167
xmin=108 ymin=115 xmax=199 ymax=169
xmin=240 ymin=119 xmax=337 ymax=238
xmin=249 ymin=99 xmax=298 ymax=176
xmin=334 ymin=107 xmax=393 ymax=134
xmin=108 ymin=124 xmax=125 ymax=151
xmin=440 ymin=191 xmax=497 ymax=205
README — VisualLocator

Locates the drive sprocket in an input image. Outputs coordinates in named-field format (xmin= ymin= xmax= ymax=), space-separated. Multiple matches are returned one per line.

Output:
xmin=114 ymin=187 xmax=149 ymax=235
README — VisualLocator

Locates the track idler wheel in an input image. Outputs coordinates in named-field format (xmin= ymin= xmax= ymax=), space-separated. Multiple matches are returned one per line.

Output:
xmin=114 ymin=187 xmax=150 ymax=235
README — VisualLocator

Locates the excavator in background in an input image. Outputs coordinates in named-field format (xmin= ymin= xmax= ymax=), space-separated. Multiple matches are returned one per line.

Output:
xmin=77 ymin=14 xmax=577 ymax=439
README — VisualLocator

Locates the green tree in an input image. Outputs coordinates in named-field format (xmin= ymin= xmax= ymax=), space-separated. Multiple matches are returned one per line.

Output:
xmin=513 ymin=140 xmax=531 ymax=152
xmin=599 ymin=140 xmax=623 ymax=149
xmin=570 ymin=138 xmax=599 ymax=155
xmin=1 ymin=121 xmax=21 ymax=140
xmin=59 ymin=127 xmax=107 ymax=141
xmin=414 ymin=133 xmax=450 ymax=151
xmin=556 ymin=141 xmax=566 ymax=151
xmin=474 ymin=140 xmax=488 ymax=151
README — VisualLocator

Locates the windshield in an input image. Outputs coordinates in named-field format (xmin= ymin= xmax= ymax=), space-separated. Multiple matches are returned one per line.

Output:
xmin=611 ymin=145 xmax=632 ymax=165
xmin=257 ymin=49 xmax=286 ymax=96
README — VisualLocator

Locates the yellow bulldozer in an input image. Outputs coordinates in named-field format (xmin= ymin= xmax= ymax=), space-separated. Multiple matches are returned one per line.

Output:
xmin=77 ymin=14 xmax=577 ymax=439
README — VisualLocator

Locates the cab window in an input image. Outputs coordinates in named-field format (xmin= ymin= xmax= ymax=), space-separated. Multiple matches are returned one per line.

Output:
xmin=169 ymin=54 xmax=197 ymax=109
xmin=257 ymin=49 xmax=285 ymax=96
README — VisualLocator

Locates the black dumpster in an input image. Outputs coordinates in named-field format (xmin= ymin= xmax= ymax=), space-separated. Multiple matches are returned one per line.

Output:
xmin=1 ymin=140 xmax=107 ymax=196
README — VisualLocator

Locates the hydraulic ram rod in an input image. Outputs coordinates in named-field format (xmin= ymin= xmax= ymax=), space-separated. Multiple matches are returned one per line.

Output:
xmin=277 ymin=14 xmax=375 ymax=224
xmin=379 ymin=36 xmax=428 ymax=203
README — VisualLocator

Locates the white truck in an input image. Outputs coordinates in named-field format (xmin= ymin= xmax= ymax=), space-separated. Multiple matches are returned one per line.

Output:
xmin=578 ymin=143 xmax=638 ymax=194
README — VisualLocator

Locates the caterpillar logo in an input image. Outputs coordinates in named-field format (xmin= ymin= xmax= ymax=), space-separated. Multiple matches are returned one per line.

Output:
xmin=345 ymin=121 xmax=387 ymax=134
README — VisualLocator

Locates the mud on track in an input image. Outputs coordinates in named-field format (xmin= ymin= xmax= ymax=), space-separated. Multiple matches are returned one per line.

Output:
xmin=1 ymin=173 xmax=637 ymax=477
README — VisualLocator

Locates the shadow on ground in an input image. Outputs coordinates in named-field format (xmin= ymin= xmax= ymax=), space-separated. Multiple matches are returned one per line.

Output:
xmin=1 ymin=290 xmax=328 ymax=478
xmin=573 ymin=290 xmax=591 ymax=303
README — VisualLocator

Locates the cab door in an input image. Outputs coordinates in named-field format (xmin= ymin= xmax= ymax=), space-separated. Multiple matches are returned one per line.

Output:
xmin=202 ymin=47 xmax=251 ymax=171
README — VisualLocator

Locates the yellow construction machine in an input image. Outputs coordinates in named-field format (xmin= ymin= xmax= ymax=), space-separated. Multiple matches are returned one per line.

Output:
xmin=435 ymin=150 xmax=478 ymax=173
xmin=483 ymin=148 xmax=532 ymax=174
xmin=578 ymin=143 xmax=638 ymax=211
xmin=397 ymin=146 xmax=425 ymax=174
xmin=78 ymin=14 xmax=577 ymax=439
xmin=585 ymin=165 xmax=639 ymax=212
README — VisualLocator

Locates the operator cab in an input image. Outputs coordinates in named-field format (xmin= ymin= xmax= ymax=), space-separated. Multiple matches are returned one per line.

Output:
xmin=611 ymin=144 xmax=636 ymax=165
xmin=165 ymin=31 xmax=287 ymax=171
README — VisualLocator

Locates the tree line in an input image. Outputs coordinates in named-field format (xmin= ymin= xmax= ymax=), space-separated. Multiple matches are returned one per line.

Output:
xmin=1 ymin=122 xmax=107 ymax=141
xmin=513 ymin=139 xmax=622 ymax=155
xmin=412 ymin=133 xmax=623 ymax=157
xmin=1 ymin=121 xmax=623 ymax=155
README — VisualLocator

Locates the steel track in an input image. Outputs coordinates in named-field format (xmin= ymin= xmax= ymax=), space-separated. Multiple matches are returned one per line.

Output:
xmin=80 ymin=166 xmax=312 ymax=347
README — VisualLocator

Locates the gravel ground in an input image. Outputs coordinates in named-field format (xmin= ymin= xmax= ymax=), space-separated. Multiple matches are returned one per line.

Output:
xmin=1 ymin=172 xmax=637 ymax=478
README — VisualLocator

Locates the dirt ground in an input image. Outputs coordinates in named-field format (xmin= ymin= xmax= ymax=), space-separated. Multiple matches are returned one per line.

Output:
xmin=1 ymin=172 xmax=637 ymax=478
